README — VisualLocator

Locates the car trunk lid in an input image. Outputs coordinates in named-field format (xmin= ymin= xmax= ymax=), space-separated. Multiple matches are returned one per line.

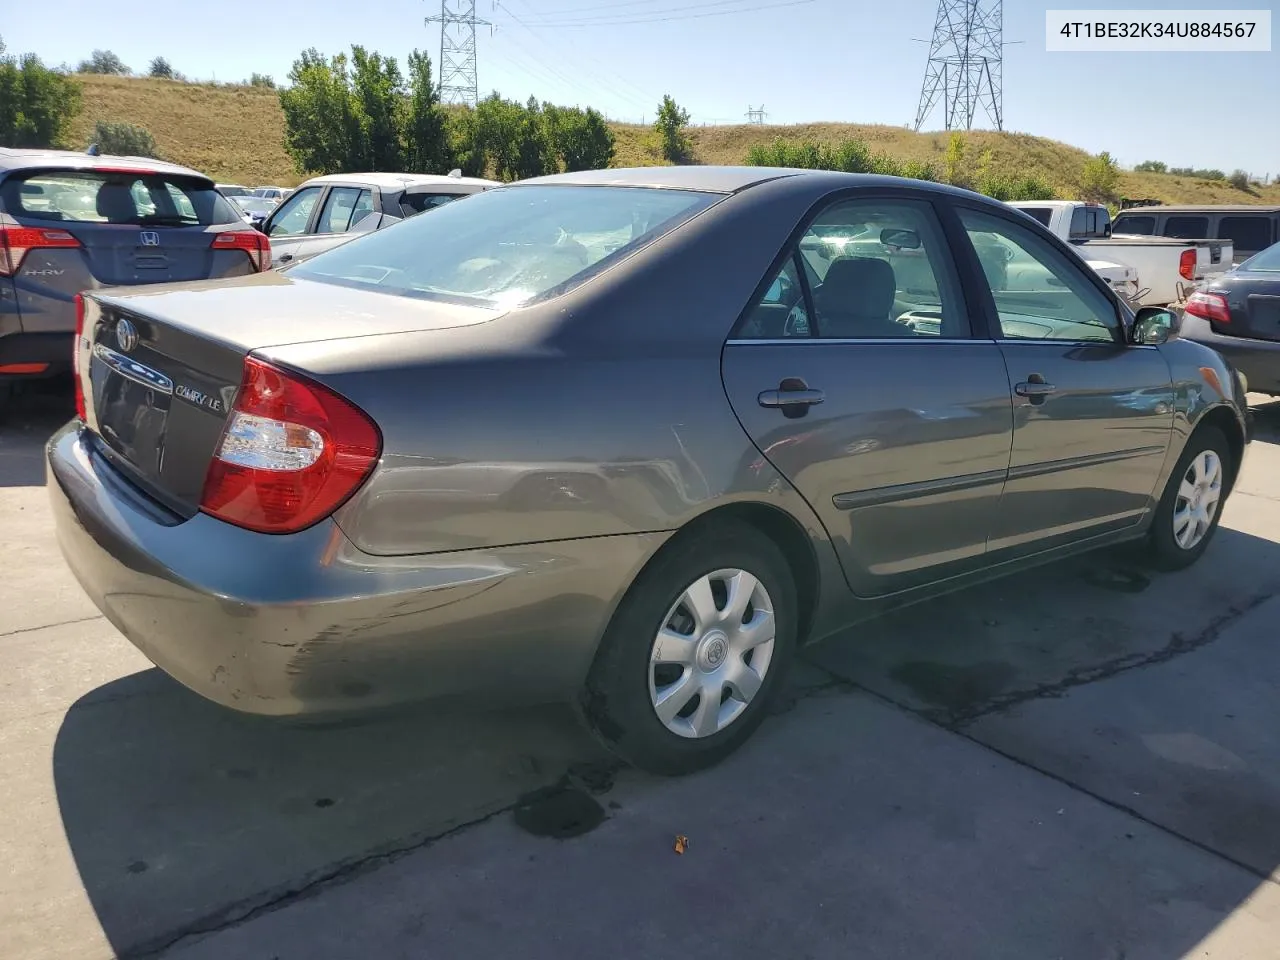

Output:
xmin=76 ymin=274 xmax=501 ymax=515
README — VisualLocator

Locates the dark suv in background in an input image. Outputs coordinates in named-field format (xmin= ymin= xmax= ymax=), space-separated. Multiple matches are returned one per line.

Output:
xmin=0 ymin=149 xmax=270 ymax=412
xmin=1113 ymin=205 xmax=1280 ymax=266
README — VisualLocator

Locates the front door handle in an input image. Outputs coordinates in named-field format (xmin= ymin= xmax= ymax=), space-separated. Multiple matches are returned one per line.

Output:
xmin=1015 ymin=373 xmax=1055 ymax=404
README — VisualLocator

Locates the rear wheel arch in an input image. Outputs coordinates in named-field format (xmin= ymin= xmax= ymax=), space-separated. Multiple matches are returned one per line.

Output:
xmin=624 ymin=501 xmax=820 ymax=647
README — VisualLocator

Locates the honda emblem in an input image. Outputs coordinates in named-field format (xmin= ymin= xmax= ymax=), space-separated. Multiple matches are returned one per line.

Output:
xmin=139 ymin=231 xmax=160 ymax=247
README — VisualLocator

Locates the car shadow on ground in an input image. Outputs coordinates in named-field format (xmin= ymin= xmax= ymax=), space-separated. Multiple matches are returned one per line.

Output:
xmin=41 ymin=394 xmax=1280 ymax=956
xmin=53 ymin=524 xmax=1280 ymax=958
xmin=0 ymin=377 xmax=74 ymax=488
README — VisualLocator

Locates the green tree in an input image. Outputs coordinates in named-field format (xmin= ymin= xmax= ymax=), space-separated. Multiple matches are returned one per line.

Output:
xmin=148 ymin=56 xmax=175 ymax=79
xmin=654 ymin=94 xmax=690 ymax=163
xmin=1079 ymin=151 xmax=1121 ymax=203
xmin=1134 ymin=160 xmax=1167 ymax=173
xmin=91 ymin=120 xmax=158 ymax=158
xmin=248 ymin=73 xmax=276 ymax=89
xmin=943 ymin=132 xmax=969 ymax=187
xmin=403 ymin=50 xmax=450 ymax=173
xmin=349 ymin=45 xmax=405 ymax=171
xmin=278 ymin=48 xmax=360 ymax=175
xmin=77 ymin=49 xmax=129 ymax=75
xmin=544 ymin=104 xmax=614 ymax=171
xmin=445 ymin=108 xmax=487 ymax=177
xmin=1228 ymin=169 xmax=1252 ymax=191
xmin=0 ymin=40 xmax=83 ymax=149
xmin=471 ymin=94 xmax=556 ymax=180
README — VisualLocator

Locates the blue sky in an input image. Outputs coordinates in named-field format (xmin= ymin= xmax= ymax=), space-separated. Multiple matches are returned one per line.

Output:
xmin=3 ymin=0 xmax=1276 ymax=174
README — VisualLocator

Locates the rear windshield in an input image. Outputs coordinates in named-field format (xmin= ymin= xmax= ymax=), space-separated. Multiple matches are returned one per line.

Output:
xmin=1241 ymin=242 xmax=1280 ymax=272
xmin=2 ymin=170 xmax=239 ymax=226
xmin=292 ymin=184 xmax=720 ymax=308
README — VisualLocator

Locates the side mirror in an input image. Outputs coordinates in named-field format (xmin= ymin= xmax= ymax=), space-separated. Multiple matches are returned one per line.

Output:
xmin=1131 ymin=307 xmax=1176 ymax=345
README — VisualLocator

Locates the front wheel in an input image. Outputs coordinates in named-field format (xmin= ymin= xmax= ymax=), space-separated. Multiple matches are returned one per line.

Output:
xmin=1145 ymin=426 xmax=1231 ymax=570
xmin=580 ymin=523 xmax=797 ymax=776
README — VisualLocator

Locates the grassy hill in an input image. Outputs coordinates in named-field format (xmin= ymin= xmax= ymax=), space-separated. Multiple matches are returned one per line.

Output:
xmin=68 ymin=74 xmax=1280 ymax=206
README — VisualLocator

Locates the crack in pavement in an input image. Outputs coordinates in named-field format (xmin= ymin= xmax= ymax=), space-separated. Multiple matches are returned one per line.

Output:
xmin=0 ymin=614 xmax=103 ymax=641
xmin=943 ymin=589 xmax=1280 ymax=728
xmin=129 ymin=802 xmax=517 ymax=959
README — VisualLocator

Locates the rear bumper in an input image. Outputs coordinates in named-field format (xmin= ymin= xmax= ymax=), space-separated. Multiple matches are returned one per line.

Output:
xmin=1179 ymin=314 xmax=1280 ymax=395
xmin=0 ymin=331 xmax=72 ymax=377
xmin=47 ymin=423 xmax=664 ymax=717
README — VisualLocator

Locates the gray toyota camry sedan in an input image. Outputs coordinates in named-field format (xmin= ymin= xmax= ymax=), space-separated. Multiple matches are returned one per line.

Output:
xmin=48 ymin=167 xmax=1249 ymax=774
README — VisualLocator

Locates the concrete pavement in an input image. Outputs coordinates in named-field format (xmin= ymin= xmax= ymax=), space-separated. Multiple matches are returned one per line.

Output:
xmin=3 ymin=381 xmax=1280 ymax=959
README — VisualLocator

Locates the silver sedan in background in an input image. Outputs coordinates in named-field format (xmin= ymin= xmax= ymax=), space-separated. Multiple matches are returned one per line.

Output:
xmin=48 ymin=167 xmax=1248 ymax=774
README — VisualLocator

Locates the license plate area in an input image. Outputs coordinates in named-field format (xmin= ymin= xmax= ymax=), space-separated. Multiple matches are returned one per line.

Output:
xmin=89 ymin=342 xmax=174 ymax=481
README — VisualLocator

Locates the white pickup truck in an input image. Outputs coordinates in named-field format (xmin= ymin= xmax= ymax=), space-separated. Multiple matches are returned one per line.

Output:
xmin=1006 ymin=200 xmax=1234 ymax=309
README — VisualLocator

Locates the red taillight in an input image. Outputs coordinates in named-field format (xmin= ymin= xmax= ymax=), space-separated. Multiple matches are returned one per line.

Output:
xmin=73 ymin=293 xmax=87 ymax=421
xmin=1178 ymin=249 xmax=1197 ymax=281
xmin=211 ymin=230 xmax=271 ymax=272
xmin=200 ymin=357 xmax=381 ymax=534
xmin=1185 ymin=291 xmax=1231 ymax=325
xmin=0 ymin=226 xmax=81 ymax=276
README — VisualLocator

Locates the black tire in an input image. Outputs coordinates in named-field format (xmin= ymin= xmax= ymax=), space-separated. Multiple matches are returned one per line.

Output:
xmin=579 ymin=521 xmax=797 ymax=776
xmin=1145 ymin=425 xmax=1232 ymax=571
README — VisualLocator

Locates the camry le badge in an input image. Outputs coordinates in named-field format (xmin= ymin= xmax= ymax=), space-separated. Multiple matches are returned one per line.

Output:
xmin=139 ymin=231 xmax=160 ymax=247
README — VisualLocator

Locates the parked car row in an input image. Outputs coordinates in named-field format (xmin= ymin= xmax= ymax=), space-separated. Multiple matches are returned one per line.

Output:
xmin=0 ymin=149 xmax=499 ymax=412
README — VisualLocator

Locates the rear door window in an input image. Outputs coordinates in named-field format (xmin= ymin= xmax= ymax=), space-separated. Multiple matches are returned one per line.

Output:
xmin=1163 ymin=216 xmax=1210 ymax=239
xmin=0 ymin=171 xmax=238 ymax=226
xmin=316 ymin=187 xmax=372 ymax=234
xmin=1114 ymin=215 xmax=1155 ymax=235
xmin=1218 ymin=216 xmax=1274 ymax=256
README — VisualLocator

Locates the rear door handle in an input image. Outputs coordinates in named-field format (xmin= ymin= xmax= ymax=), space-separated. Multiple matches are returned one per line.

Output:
xmin=758 ymin=389 xmax=825 ymax=408
xmin=1015 ymin=374 xmax=1056 ymax=403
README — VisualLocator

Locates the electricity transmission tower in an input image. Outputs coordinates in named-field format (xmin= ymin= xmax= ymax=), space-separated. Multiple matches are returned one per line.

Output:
xmin=425 ymin=0 xmax=490 ymax=107
xmin=745 ymin=105 xmax=767 ymax=124
xmin=913 ymin=0 xmax=1003 ymax=132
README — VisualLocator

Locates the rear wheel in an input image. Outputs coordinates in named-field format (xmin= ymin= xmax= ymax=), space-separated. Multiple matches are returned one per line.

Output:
xmin=1145 ymin=426 xmax=1231 ymax=570
xmin=580 ymin=522 xmax=797 ymax=776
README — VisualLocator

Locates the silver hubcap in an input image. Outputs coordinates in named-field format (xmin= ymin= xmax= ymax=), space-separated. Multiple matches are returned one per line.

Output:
xmin=648 ymin=568 xmax=776 ymax=740
xmin=1174 ymin=449 xmax=1223 ymax=550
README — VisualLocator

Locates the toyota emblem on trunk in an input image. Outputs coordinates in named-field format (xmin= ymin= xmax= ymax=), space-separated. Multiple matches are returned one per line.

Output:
xmin=139 ymin=231 xmax=160 ymax=247
xmin=116 ymin=318 xmax=139 ymax=353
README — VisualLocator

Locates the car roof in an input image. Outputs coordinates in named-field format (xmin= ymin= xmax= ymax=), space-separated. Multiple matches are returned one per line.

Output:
xmin=512 ymin=165 xmax=994 ymax=203
xmin=0 ymin=147 xmax=209 ymax=180
xmin=299 ymin=171 xmax=500 ymax=190
xmin=1116 ymin=204 xmax=1280 ymax=214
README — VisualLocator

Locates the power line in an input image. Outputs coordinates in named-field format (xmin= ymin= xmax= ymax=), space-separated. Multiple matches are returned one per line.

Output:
xmin=522 ymin=0 xmax=817 ymax=28
xmin=526 ymin=0 xmax=778 ymax=17
xmin=495 ymin=0 xmax=657 ymax=110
